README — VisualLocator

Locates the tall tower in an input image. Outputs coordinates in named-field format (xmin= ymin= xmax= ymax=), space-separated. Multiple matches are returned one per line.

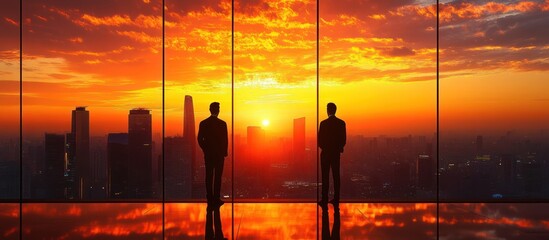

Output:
xmin=66 ymin=106 xmax=90 ymax=199
xmin=183 ymin=96 xmax=196 ymax=173
xmin=128 ymin=108 xmax=152 ymax=198
xmin=184 ymin=95 xmax=201 ymax=198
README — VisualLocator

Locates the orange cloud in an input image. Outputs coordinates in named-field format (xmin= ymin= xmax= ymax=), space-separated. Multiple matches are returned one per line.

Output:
xmin=4 ymin=17 xmax=18 ymax=26
xmin=437 ymin=1 xmax=547 ymax=22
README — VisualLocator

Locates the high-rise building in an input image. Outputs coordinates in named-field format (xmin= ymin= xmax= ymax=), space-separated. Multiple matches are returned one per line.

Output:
xmin=128 ymin=108 xmax=152 ymax=198
xmin=393 ymin=161 xmax=411 ymax=193
xmin=44 ymin=133 xmax=65 ymax=199
xmin=501 ymin=154 xmax=517 ymax=188
xmin=183 ymin=95 xmax=201 ymax=199
xmin=165 ymin=136 xmax=193 ymax=199
xmin=89 ymin=136 xmax=107 ymax=199
xmin=417 ymin=154 xmax=434 ymax=191
xmin=183 ymin=95 xmax=197 ymax=173
xmin=0 ymin=160 xmax=19 ymax=199
xmin=66 ymin=106 xmax=90 ymax=199
xmin=108 ymin=133 xmax=129 ymax=199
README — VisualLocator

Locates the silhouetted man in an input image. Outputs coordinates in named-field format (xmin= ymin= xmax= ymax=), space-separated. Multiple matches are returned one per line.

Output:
xmin=198 ymin=102 xmax=228 ymax=210
xmin=318 ymin=102 xmax=346 ymax=209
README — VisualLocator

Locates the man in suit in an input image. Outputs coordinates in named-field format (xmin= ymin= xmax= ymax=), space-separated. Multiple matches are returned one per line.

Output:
xmin=318 ymin=102 xmax=346 ymax=209
xmin=198 ymin=102 xmax=228 ymax=209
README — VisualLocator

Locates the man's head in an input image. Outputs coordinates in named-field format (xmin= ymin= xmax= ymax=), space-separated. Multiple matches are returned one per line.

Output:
xmin=210 ymin=102 xmax=220 ymax=116
xmin=327 ymin=102 xmax=337 ymax=116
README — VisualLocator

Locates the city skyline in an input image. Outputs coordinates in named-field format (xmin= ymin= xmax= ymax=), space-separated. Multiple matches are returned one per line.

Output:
xmin=1 ymin=97 xmax=547 ymax=201
xmin=0 ymin=0 xmax=547 ymax=238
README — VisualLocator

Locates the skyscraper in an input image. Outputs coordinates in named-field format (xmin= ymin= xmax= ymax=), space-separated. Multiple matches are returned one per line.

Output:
xmin=89 ymin=136 xmax=107 ymax=199
xmin=183 ymin=95 xmax=196 ymax=172
xmin=183 ymin=95 xmax=201 ymax=198
xmin=128 ymin=108 xmax=152 ymax=198
xmin=417 ymin=154 xmax=434 ymax=191
xmin=165 ymin=136 xmax=193 ymax=199
xmin=107 ymin=133 xmax=129 ymax=199
xmin=44 ymin=133 xmax=65 ymax=199
xmin=66 ymin=106 xmax=90 ymax=199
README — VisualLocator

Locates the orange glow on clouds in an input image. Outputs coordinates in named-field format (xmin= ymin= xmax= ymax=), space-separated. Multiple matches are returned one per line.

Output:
xmin=0 ymin=0 xmax=547 ymax=138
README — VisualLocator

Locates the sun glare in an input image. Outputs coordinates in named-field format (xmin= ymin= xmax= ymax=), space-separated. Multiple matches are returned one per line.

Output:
xmin=262 ymin=119 xmax=270 ymax=127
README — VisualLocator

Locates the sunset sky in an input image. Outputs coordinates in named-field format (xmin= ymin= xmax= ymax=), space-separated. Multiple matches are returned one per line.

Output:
xmin=0 ymin=0 xmax=547 ymax=138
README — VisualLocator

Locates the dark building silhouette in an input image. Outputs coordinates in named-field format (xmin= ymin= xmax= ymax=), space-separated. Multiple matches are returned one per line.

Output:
xmin=128 ymin=108 xmax=152 ymax=198
xmin=108 ymin=133 xmax=129 ymax=199
xmin=44 ymin=133 xmax=65 ymax=199
xmin=184 ymin=96 xmax=202 ymax=199
xmin=184 ymin=95 xmax=197 ymax=175
xmin=393 ymin=161 xmax=411 ymax=193
xmin=501 ymin=154 xmax=517 ymax=189
xmin=66 ymin=106 xmax=90 ymax=200
xmin=165 ymin=136 xmax=193 ymax=199
xmin=417 ymin=154 xmax=434 ymax=191
xmin=89 ymin=136 xmax=107 ymax=199
xmin=0 ymin=160 xmax=20 ymax=199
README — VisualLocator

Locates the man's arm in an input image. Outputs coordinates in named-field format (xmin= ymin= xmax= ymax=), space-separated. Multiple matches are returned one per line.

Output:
xmin=318 ymin=122 xmax=325 ymax=150
xmin=341 ymin=121 xmax=346 ymax=153
xmin=197 ymin=121 xmax=205 ymax=151
xmin=222 ymin=122 xmax=228 ymax=157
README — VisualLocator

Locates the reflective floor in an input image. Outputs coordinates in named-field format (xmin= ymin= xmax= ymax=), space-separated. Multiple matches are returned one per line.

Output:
xmin=1 ymin=203 xmax=548 ymax=239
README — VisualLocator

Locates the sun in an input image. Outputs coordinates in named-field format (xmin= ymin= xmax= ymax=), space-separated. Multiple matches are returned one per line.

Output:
xmin=262 ymin=119 xmax=270 ymax=127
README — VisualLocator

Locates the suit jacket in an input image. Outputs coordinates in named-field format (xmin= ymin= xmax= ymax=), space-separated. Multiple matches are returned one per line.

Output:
xmin=318 ymin=115 xmax=346 ymax=153
xmin=197 ymin=116 xmax=228 ymax=158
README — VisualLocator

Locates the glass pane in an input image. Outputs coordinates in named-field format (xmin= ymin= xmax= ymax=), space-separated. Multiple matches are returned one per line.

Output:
xmin=23 ymin=203 xmax=162 ymax=239
xmin=22 ymin=0 xmax=162 ymax=201
xmin=440 ymin=203 xmax=549 ymax=239
xmin=440 ymin=0 xmax=549 ymax=201
xmin=320 ymin=0 xmax=437 ymax=201
xmin=165 ymin=0 xmax=232 ymax=201
xmin=234 ymin=203 xmax=316 ymax=238
xmin=234 ymin=0 xmax=317 ymax=200
xmin=0 ymin=204 xmax=19 ymax=240
xmin=164 ymin=0 xmax=232 ymax=238
xmin=165 ymin=203 xmax=232 ymax=239
xmin=0 ymin=0 xmax=21 ymax=237
xmin=320 ymin=203 xmax=437 ymax=239
xmin=0 ymin=0 xmax=20 ymax=201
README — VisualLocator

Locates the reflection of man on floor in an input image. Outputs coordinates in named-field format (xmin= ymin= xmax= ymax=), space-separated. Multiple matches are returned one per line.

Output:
xmin=322 ymin=208 xmax=341 ymax=240
xmin=198 ymin=102 xmax=228 ymax=210
xmin=318 ymin=102 xmax=346 ymax=209
xmin=205 ymin=208 xmax=227 ymax=240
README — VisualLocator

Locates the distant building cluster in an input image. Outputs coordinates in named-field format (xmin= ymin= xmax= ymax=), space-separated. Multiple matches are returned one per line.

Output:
xmin=1 ymin=98 xmax=548 ymax=201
